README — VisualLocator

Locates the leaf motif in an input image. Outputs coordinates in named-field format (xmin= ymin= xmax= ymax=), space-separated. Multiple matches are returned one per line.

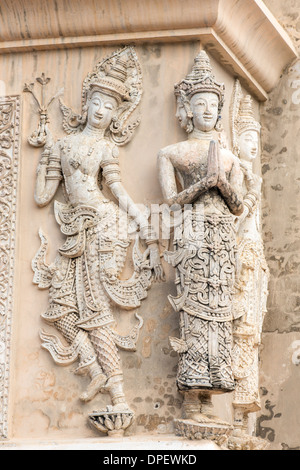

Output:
xmin=114 ymin=414 xmax=122 ymax=430
xmin=36 ymin=74 xmax=51 ymax=85
xmin=121 ymin=414 xmax=133 ymax=429
xmin=91 ymin=419 xmax=107 ymax=433
xmin=104 ymin=417 xmax=115 ymax=431
xmin=23 ymin=82 xmax=35 ymax=93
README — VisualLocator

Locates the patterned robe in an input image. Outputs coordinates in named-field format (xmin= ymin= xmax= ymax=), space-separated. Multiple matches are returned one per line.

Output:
xmin=165 ymin=140 xmax=241 ymax=393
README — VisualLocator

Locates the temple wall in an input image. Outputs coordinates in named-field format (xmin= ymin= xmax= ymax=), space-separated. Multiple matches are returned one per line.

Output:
xmin=3 ymin=42 xmax=257 ymax=441
xmin=0 ymin=0 xmax=296 ymax=450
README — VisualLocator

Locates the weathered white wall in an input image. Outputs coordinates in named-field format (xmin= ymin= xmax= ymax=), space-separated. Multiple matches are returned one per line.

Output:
xmin=257 ymin=0 xmax=300 ymax=451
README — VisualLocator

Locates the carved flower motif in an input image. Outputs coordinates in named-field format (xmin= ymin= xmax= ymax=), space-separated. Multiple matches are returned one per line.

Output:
xmin=69 ymin=156 xmax=82 ymax=169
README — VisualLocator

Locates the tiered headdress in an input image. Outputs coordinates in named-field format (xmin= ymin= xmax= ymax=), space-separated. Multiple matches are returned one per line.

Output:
xmin=60 ymin=46 xmax=143 ymax=145
xmin=174 ymin=50 xmax=225 ymax=115
xmin=231 ymin=79 xmax=261 ymax=155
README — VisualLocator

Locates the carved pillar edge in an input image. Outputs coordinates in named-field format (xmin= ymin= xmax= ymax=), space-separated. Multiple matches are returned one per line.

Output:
xmin=0 ymin=95 xmax=21 ymax=439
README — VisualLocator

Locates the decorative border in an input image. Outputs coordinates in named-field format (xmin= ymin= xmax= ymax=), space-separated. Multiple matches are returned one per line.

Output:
xmin=0 ymin=95 xmax=21 ymax=439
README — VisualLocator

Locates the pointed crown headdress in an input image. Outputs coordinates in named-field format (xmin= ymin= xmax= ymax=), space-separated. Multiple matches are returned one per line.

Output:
xmin=59 ymin=46 xmax=143 ymax=146
xmin=174 ymin=50 xmax=225 ymax=115
xmin=231 ymin=79 xmax=261 ymax=155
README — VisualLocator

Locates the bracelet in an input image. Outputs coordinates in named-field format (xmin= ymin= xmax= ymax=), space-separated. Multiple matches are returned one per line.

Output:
xmin=45 ymin=174 xmax=63 ymax=181
xmin=243 ymin=200 xmax=253 ymax=213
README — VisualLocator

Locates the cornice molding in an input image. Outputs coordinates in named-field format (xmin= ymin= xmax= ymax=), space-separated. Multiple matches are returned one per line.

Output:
xmin=0 ymin=0 xmax=297 ymax=101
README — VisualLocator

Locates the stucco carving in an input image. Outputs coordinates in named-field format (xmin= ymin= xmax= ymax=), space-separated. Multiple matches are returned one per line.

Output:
xmin=228 ymin=80 xmax=270 ymax=450
xmin=23 ymin=74 xmax=63 ymax=147
xmin=157 ymin=50 xmax=244 ymax=443
xmin=29 ymin=46 xmax=164 ymax=435
xmin=0 ymin=95 xmax=20 ymax=439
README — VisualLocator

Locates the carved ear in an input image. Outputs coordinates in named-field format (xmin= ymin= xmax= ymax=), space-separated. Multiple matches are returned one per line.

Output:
xmin=59 ymin=99 xmax=86 ymax=135
xmin=178 ymin=90 xmax=194 ymax=134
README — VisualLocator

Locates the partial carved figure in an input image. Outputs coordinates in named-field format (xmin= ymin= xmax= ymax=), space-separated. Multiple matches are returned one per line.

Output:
xmin=157 ymin=51 xmax=244 ymax=443
xmin=29 ymin=47 xmax=164 ymax=435
xmin=228 ymin=80 xmax=270 ymax=450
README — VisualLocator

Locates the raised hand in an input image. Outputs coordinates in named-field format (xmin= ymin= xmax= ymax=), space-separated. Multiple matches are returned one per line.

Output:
xmin=206 ymin=140 xmax=219 ymax=187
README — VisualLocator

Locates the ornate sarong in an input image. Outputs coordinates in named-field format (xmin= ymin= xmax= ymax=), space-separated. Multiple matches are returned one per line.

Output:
xmin=166 ymin=208 xmax=237 ymax=392
xmin=232 ymin=238 xmax=269 ymax=411
xmin=33 ymin=200 xmax=152 ymax=376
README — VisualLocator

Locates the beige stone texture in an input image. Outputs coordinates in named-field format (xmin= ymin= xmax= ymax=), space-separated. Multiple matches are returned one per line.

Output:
xmin=0 ymin=0 xmax=296 ymax=449
xmin=5 ymin=42 xmax=242 ymax=441
xmin=256 ymin=0 xmax=300 ymax=451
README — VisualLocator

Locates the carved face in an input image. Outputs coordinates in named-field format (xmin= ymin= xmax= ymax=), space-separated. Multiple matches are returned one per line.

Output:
xmin=190 ymin=92 xmax=219 ymax=132
xmin=238 ymin=130 xmax=259 ymax=161
xmin=87 ymin=91 xmax=118 ymax=130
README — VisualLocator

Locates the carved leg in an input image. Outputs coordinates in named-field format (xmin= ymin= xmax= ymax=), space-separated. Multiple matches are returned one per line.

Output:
xmin=182 ymin=390 xmax=201 ymax=421
xmin=228 ymin=407 xmax=270 ymax=450
xmin=54 ymin=313 xmax=107 ymax=401
xmin=104 ymin=374 xmax=131 ymax=411
xmin=174 ymin=391 xmax=231 ymax=443
xmin=89 ymin=326 xmax=130 ymax=410
xmin=78 ymin=360 xmax=107 ymax=403
xmin=87 ymin=327 xmax=133 ymax=436
xmin=233 ymin=406 xmax=247 ymax=435
xmin=181 ymin=390 xmax=229 ymax=425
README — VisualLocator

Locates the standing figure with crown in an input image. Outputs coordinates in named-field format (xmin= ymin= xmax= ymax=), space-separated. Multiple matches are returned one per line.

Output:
xmin=157 ymin=51 xmax=244 ymax=440
xmin=30 ymin=47 xmax=164 ymax=435
xmin=228 ymin=80 xmax=269 ymax=450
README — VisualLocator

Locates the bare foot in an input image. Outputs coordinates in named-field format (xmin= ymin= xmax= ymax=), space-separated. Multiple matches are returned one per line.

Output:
xmin=80 ymin=373 xmax=107 ymax=402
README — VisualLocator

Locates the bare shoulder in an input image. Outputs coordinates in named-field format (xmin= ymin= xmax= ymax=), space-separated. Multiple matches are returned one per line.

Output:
xmin=158 ymin=140 xmax=190 ymax=163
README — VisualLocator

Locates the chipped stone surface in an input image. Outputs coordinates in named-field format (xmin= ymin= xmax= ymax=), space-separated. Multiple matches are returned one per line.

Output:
xmin=0 ymin=1 xmax=296 ymax=448
xmin=258 ymin=0 xmax=300 ymax=450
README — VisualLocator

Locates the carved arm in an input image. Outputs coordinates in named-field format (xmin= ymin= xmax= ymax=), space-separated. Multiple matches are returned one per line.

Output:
xmin=241 ymin=164 xmax=262 ymax=216
xmin=157 ymin=140 xmax=218 ymax=207
xmin=216 ymin=147 xmax=244 ymax=216
xmin=103 ymin=146 xmax=164 ymax=280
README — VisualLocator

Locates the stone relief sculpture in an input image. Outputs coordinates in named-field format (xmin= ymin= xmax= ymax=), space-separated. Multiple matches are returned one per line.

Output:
xmin=157 ymin=50 xmax=244 ymax=443
xmin=228 ymin=80 xmax=270 ymax=450
xmin=29 ymin=46 xmax=164 ymax=436
xmin=0 ymin=95 xmax=21 ymax=438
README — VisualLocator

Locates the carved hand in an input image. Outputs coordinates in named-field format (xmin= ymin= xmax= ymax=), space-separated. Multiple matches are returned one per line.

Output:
xmin=234 ymin=205 xmax=250 ymax=231
xmin=216 ymin=142 xmax=228 ymax=188
xmin=206 ymin=140 xmax=219 ymax=187
xmin=250 ymin=173 xmax=262 ymax=195
xmin=163 ymin=141 xmax=221 ymax=206
xmin=148 ymin=243 xmax=166 ymax=282
xmin=214 ymin=145 xmax=244 ymax=216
